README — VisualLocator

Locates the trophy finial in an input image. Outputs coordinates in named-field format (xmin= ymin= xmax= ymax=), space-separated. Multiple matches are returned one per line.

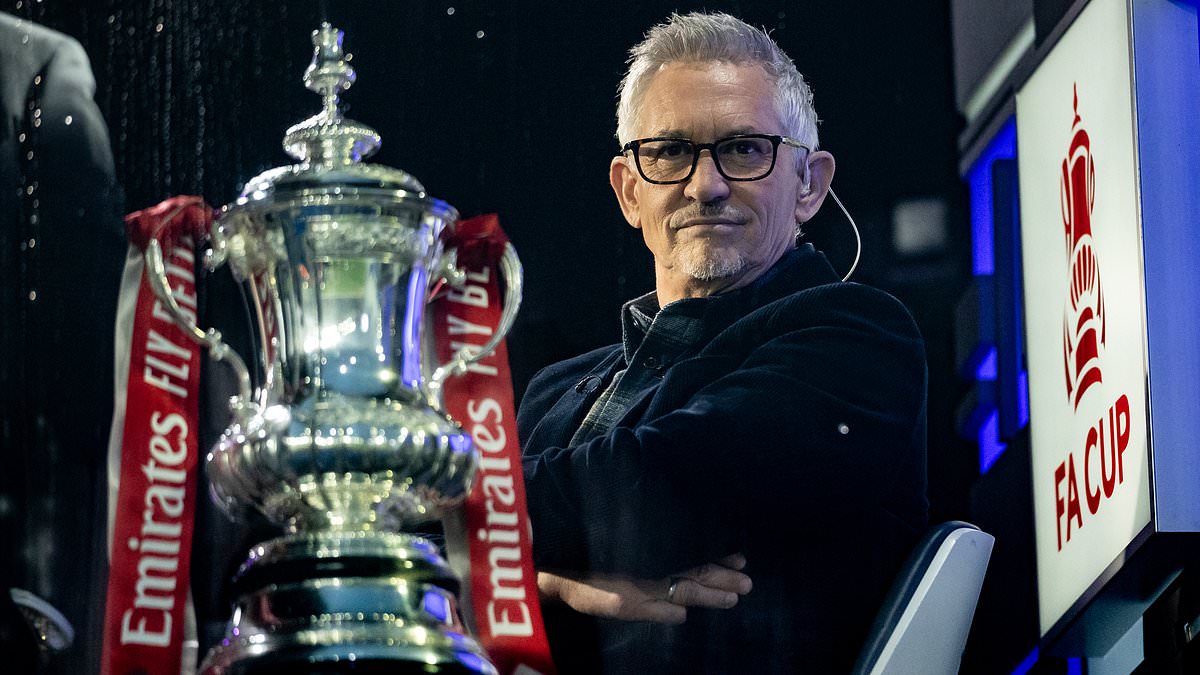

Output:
xmin=283 ymin=23 xmax=380 ymax=165
xmin=304 ymin=22 xmax=356 ymax=117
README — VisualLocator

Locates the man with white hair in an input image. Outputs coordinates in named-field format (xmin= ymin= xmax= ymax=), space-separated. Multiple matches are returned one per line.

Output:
xmin=520 ymin=12 xmax=928 ymax=673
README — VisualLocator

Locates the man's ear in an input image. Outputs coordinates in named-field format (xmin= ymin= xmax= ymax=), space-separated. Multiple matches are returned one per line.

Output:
xmin=610 ymin=155 xmax=642 ymax=229
xmin=795 ymin=150 xmax=836 ymax=225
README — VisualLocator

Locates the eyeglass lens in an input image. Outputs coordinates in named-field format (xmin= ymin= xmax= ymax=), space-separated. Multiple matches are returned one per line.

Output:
xmin=635 ymin=136 xmax=778 ymax=182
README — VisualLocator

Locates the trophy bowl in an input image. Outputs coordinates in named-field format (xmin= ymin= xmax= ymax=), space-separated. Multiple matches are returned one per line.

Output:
xmin=145 ymin=23 xmax=515 ymax=674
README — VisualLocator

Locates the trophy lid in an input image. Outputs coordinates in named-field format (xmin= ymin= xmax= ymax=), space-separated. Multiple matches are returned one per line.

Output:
xmin=234 ymin=23 xmax=430 ymax=204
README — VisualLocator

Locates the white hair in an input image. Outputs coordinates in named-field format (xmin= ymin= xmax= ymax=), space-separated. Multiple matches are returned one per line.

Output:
xmin=615 ymin=12 xmax=820 ymax=151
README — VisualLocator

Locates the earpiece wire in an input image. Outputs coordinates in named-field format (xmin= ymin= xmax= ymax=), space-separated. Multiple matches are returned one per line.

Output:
xmin=826 ymin=186 xmax=861 ymax=282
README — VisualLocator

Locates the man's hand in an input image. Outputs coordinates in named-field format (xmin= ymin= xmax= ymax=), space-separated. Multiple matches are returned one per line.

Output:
xmin=537 ymin=554 xmax=753 ymax=624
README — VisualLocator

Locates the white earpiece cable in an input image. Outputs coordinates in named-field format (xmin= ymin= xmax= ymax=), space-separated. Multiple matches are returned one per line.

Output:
xmin=827 ymin=186 xmax=861 ymax=282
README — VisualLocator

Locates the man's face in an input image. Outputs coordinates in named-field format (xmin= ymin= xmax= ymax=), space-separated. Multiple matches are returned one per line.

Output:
xmin=610 ymin=61 xmax=831 ymax=300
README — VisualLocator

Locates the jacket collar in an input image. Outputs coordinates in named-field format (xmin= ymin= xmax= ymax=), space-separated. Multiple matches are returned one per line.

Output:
xmin=524 ymin=245 xmax=840 ymax=449
xmin=622 ymin=244 xmax=841 ymax=353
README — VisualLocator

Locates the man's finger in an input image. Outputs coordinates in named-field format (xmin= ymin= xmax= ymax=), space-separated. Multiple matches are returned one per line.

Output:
xmin=685 ymin=563 xmax=753 ymax=595
xmin=667 ymin=577 xmax=740 ymax=609
xmin=637 ymin=601 xmax=687 ymax=624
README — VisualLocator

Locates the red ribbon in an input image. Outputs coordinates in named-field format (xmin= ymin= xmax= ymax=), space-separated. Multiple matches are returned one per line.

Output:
xmin=101 ymin=197 xmax=208 ymax=674
xmin=434 ymin=214 xmax=557 ymax=675
xmin=123 ymin=195 xmax=214 ymax=252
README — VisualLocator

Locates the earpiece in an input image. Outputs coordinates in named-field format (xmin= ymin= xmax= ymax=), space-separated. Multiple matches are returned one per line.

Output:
xmin=827 ymin=186 xmax=861 ymax=282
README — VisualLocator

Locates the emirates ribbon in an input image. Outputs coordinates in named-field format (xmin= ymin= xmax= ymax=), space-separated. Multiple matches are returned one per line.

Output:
xmin=434 ymin=215 xmax=556 ymax=675
xmin=102 ymin=196 xmax=210 ymax=675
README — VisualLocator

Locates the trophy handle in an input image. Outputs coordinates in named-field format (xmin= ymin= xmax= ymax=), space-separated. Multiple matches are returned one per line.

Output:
xmin=428 ymin=242 xmax=523 ymax=397
xmin=144 ymin=222 xmax=254 ymax=411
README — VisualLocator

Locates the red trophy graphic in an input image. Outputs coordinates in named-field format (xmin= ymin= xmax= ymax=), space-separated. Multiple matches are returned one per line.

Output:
xmin=1061 ymin=84 xmax=1106 ymax=410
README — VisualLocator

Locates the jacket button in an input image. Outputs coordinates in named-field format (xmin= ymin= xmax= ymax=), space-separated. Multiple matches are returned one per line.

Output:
xmin=642 ymin=355 xmax=661 ymax=369
xmin=575 ymin=375 xmax=603 ymax=394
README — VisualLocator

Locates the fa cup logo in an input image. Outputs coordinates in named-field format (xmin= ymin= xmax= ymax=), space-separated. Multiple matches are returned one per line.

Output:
xmin=1061 ymin=85 xmax=1106 ymax=410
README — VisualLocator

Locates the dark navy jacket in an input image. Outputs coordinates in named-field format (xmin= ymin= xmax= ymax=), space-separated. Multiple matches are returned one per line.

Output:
xmin=520 ymin=245 xmax=928 ymax=673
xmin=0 ymin=15 xmax=125 ymax=672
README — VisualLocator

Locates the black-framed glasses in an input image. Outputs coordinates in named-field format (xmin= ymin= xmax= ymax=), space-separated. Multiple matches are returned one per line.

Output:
xmin=620 ymin=133 xmax=810 ymax=185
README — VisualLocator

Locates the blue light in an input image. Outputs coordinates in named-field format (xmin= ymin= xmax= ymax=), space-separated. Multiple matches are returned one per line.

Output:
xmin=967 ymin=118 xmax=1019 ymax=473
xmin=449 ymin=433 xmax=472 ymax=456
xmin=979 ymin=408 xmax=1007 ymax=474
xmin=401 ymin=266 xmax=429 ymax=387
xmin=966 ymin=118 xmax=1018 ymax=275
xmin=422 ymin=589 xmax=451 ymax=623
xmin=456 ymin=651 xmax=489 ymax=671
xmin=1067 ymin=657 xmax=1084 ymax=675
xmin=969 ymin=164 xmax=995 ymax=275
xmin=1017 ymin=369 xmax=1029 ymax=427
xmin=976 ymin=346 xmax=998 ymax=381
xmin=1011 ymin=645 xmax=1039 ymax=675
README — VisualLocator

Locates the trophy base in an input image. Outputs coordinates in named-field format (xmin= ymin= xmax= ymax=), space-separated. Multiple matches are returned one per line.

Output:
xmin=203 ymin=643 xmax=492 ymax=675
xmin=205 ymin=647 xmax=492 ymax=675
xmin=210 ymin=658 xmax=487 ymax=675
xmin=201 ymin=531 xmax=496 ymax=675
xmin=214 ymin=661 xmax=484 ymax=674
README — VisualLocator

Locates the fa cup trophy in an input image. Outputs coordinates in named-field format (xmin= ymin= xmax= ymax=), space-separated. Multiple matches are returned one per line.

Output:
xmin=145 ymin=24 xmax=516 ymax=674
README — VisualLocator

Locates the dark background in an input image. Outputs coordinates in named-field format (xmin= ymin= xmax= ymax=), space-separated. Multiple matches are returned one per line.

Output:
xmin=4 ymin=0 xmax=991 ymax=671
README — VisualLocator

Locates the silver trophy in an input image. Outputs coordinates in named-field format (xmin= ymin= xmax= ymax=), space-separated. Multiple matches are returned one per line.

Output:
xmin=145 ymin=24 xmax=517 ymax=674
